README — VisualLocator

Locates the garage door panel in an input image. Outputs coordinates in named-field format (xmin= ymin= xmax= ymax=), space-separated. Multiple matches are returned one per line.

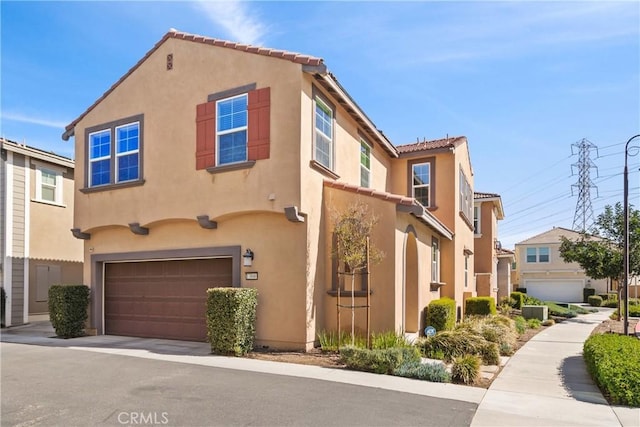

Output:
xmin=105 ymin=258 xmax=232 ymax=342
xmin=525 ymin=281 xmax=583 ymax=303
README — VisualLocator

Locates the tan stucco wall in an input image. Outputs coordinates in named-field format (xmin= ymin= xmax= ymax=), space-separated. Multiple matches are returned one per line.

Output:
xmin=29 ymin=166 xmax=83 ymax=262
xmin=474 ymin=201 xmax=498 ymax=299
xmin=73 ymin=38 xmax=305 ymax=232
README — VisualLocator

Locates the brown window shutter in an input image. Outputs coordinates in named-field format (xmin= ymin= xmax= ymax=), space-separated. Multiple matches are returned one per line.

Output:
xmin=195 ymin=101 xmax=216 ymax=169
xmin=247 ymin=87 xmax=270 ymax=161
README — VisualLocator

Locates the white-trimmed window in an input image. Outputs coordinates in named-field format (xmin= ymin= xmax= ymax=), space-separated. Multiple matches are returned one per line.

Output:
xmin=473 ymin=205 xmax=481 ymax=235
xmin=116 ymin=123 xmax=140 ymax=182
xmin=89 ymin=129 xmax=112 ymax=186
xmin=464 ymin=254 xmax=469 ymax=287
xmin=459 ymin=168 xmax=473 ymax=223
xmin=34 ymin=164 xmax=63 ymax=205
xmin=314 ymin=97 xmax=333 ymax=170
xmin=431 ymin=237 xmax=440 ymax=283
xmin=87 ymin=116 xmax=142 ymax=188
xmin=526 ymin=247 xmax=550 ymax=263
xmin=412 ymin=163 xmax=431 ymax=207
xmin=217 ymin=94 xmax=248 ymax=165
xmin=360 ymin=140 xmax=371 ymax=188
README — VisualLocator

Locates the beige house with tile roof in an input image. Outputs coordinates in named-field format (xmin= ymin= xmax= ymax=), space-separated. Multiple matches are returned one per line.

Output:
xmin=1 ymin=138 xmax=83 ymax=327
xmin=63 ymin=30 xmax=476 ymax=349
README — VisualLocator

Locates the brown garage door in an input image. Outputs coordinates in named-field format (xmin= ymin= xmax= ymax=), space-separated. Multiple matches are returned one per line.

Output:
xmin=105 ymin=258 xmax=232 ymax=341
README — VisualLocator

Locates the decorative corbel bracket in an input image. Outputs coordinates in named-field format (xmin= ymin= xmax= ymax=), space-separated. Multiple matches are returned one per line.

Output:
xmin=71 ymin=228 xmax=91 ymax=240
xmin=129 ymin=223 xmax=149 ymax=235
xmin=197 ymin=215 xmax=218 ymax=229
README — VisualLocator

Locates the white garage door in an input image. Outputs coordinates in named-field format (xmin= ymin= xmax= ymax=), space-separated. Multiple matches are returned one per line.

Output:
xmin=525 ymin=280 xmax=584 ymax=303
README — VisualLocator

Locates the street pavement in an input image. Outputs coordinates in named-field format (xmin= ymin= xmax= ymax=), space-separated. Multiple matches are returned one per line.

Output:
xmin=2 ymin=308 xmax=639 ymax=426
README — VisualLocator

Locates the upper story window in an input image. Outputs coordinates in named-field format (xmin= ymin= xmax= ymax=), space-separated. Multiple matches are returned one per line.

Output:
xmin=526 ymin=247 xmax=550 ymax=263
xmin=473 ymin=205 xmax=481 ymax=235
xmin=85 ymin=114 xmax=143 ymax=190
xmin=459 ymin=168 xmax=473 ymax=224
xmin=217 ymin=94 xmax=248 ymax=165
xmin=33 ymin=161 xmax=64 ymax=205
xmin=431 ymin=237 xmax=440 ymax=283
xmin=464 ymin=253 xmax=469 ymax=287
xmin=412 ymin=162 xmax=431 ymax=207
xmin=360 ymin=140 xmax=371 ymax=188
xmin=196 ymin=84 xmax=271 ymax=171
xmin=314 ymin=96 xmax=334 ymax=170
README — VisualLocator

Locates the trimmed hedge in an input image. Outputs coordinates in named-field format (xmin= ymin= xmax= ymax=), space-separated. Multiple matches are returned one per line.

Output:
xmin=510 ymin=292 xmax=525 ymax=309
xmin=339 ymin=346 xmax=421 ymax=375
xmin=611 ymin=305 xmax=640 ymax=318
xmin=588 ymin=295 xmax=603 ymax=307
xmin=583 ymin=287 xmax=596 ymax=303
xmin=48 ymin=285 xmax=90 ymax=338
xmin=425 ymin=298 xmax=456 ymax=332
xmin=584 ymin=334 xmax=640 ymax=407
xmin=465 ymin=297 xmax=497 ymax=316
xmin=206 ymin=287 xmax=258 ymax=356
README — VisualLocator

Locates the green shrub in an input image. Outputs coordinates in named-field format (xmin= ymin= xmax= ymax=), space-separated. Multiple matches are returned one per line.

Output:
xmin=452 ymin=354 xmax=481 ymax=385
xmin=371 ymin=330 xmax=410 ymax=349
xmin=584 ymin=334 xmax=640 ymax=407
xmin=513 ymin=316 xmax=527 ymax=334
xmin=48 ymin=285 xmax=90 ymax=338
xmin=465 ymin=297 xmax=497 ymax=316
xmin=510 ymin=292 xmax=525 ymax=309
xmin=479 ymin=342 xmax=500 ymax=365
xmin=417 ymin=330 xmax=485 ymax=363
xmin=527 ymin=318 xmax=542 ymax=329
xmin=393 ymin=360 xmax=451 ymax=383
xmin=583 ymin=287 xmax=596 ymax=303
xmin=425 ymin=298 xmax=456 ymax=332
xmin=569 ymin=304 xmax=597 ymax=314
xmin=499 ymin=342 xmax=514 ymax=356
xmin=629 ymin=298 xmax=640 ymax=306
xmin=604 ymin=299 xmax=619 ymax=308
xmin=588 ymin=295 xmax=603 ymax=307
xmin=544 ymin=302 xmax=577 ymax=318
xmin=524 ymin=295 xmax=544 ymax=305
xmin=206 ymin=287 xmax=258 ymax=356
xmin=542 ymin=319 xmax=555 ymax=327
xmin=339 ymin=346 xmax=421 ymax=374
xmin=610 ymin=305 xmax=640 ymax=318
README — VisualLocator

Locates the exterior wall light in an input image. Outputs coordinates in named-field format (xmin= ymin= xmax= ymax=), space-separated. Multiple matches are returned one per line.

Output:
xmin=243 ymin=249 xmax=254 ymax=267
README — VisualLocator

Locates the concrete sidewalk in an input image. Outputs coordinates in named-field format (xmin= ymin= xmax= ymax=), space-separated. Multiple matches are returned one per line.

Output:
xmin=471 ymin=308 xmax=639 ymax=427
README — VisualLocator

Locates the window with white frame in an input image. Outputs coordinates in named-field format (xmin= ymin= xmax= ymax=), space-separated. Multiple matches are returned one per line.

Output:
xmin=459 ymin=168 xmax=473 ymax=223
xmin=86 ymin=115 xmax=142 ymax=188
xmin=34 ymin=166 xmax=63 ymax=204
xmin=431 ymin=237 xmax=440 ymax=283
xmin=412 ymin=163 xmax=431 ymax=207
xmin=526 ymin=247 xmax=550 ymax=263
xmin=360 ymin=140 xmax=370 ymax=188
xmin=473 ymin=205 xmax=481 ymax=235
xmin=314 ymin=97 xmax=333 ymax=170
xmin=217 ymin=94 xmax=248 ymax=165
xmin=464 ymin=254 xmax=469 ymax=287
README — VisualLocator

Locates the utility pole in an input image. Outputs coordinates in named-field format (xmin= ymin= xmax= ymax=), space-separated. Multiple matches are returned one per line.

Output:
xmin=571 ymin=138 xmax=599 ymax=232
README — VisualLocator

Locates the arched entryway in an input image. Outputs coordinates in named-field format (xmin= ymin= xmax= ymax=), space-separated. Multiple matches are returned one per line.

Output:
xmin=404 ymin=229 xmax=419 ymax=333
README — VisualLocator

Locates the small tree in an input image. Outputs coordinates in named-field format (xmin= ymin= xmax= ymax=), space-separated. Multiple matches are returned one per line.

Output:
xmin=332 ymin=202 xmax=384 ymax=346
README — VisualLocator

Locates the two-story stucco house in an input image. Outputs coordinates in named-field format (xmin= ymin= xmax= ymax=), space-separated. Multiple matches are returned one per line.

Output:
xmin=62 ymin=30 xmax=475 ymax=349
xmin=1 ymin=138 xmax=84 ymax=327
xmin=473 ymin=192 xmax=508 ymax=302
xmin=513 ymin=227 xmax=608 ymax=302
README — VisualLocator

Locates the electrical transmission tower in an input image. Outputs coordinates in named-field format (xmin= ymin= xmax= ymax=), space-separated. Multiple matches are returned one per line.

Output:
xmin=571 ymin=138 xmax=599 ymax=232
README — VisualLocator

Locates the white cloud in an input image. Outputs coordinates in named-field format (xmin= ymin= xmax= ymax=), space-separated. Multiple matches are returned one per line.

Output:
xmin=193 ymin=0 xmax=267 ymax=45
xmin=1 ymin=112 xmax=68 ymax=129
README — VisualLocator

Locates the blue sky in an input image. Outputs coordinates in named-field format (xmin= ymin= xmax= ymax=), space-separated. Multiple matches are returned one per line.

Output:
xmin=1 ymin=1 xmax=639 ymax=248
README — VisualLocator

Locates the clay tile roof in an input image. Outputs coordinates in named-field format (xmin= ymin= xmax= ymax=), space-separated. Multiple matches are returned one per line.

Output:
xmin=63 ymin=29 xmax=324 ymax=140
xmin=474 ymin=192 xmax=500 ymax=199
xmin=396 ymin=136 xmax=467 ymax=154
xmin=324 ymin=180 xmax=415 ymax=207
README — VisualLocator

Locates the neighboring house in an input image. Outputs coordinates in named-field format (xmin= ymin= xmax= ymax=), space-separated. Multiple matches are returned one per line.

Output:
xmin=513 ymin=227 xmax=608 ymax=302
xmin=62 ymin=30 xmax=475 ymax=349
xmin=496 ymin=248 xmax=515 ymax=302
xmin=473 ymin=192 xmax=505 ymax=303
xmin=1 ymin=138 xmax=84 ymax=327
